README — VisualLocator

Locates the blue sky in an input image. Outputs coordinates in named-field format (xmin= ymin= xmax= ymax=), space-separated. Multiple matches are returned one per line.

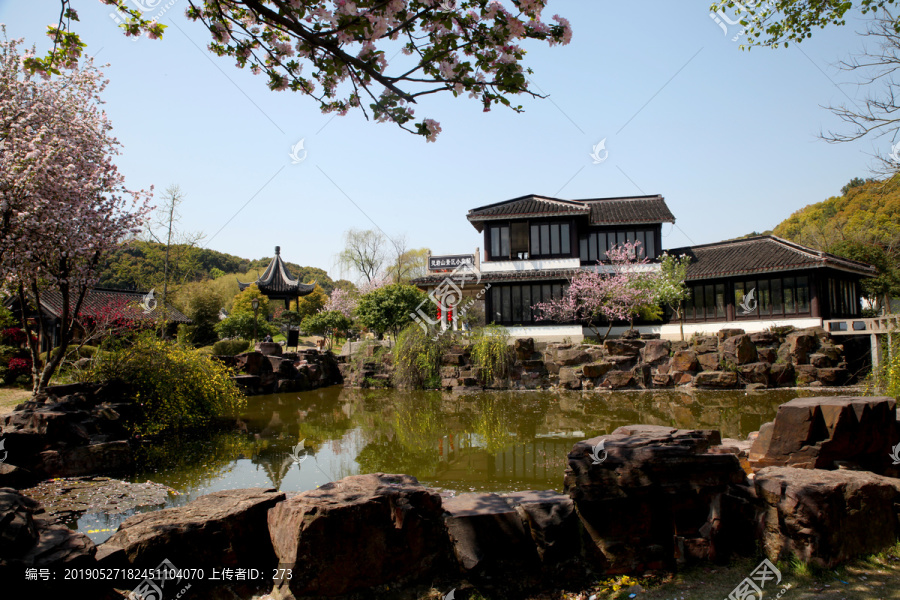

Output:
xmin=0 ymin=1 xmax=885 ymax=282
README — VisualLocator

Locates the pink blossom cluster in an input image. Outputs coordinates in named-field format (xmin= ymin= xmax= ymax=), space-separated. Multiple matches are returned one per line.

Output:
xmin=323 ymin=288 xmax=357 ymax=318
xmin=357 ymin=275 xmax=391 ymax=295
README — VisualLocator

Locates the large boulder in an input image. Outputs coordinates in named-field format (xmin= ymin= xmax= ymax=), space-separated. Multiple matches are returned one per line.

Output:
xmin=738 ymin=362 xmax=771 ymax=386
xmin=235 ymin=351 xmax=273 ymax=375
xmin=783 ymin=331 xmax=818 ymax=364
xmin=102 ymin=488 xmax=284 ymax=573
xmin=749 ymin=396 xmax=898 ymax=472
xmin=671 ymin=350 xmax=699 ymax=372
xmin=267 ymin=474 xmax=451 ymax=597
xmin=599 ymin=371 xmax=634 ymax=389
xmin=697 ymin=352 xmax=721 ymax=372
xmin=693 ymin=371 xmax=739 ymax=389
xmin=515 ymin=338 xmax=535 ymax=360
xmin=557 ymin=348 xmax=593 ymax=366
xmin=256 ymin=341 xmax=283 ymax=356
xmin=640 ymin=339 xmax=670 ymax=364
xmin=502 ymin=490 xmax=588 ymax=575
xmin=582 ymin=362 xmax=614 ymax=379
xmin=691 ymin=336 xmax=718 ymax=353
xmin=558 ymin=367 xmax=582 ymax=390
xmin=722 ymin=334 xmax=758 ymax=365
xmin=603 ymin=340 xmax=643 ymax=357
xmin=769 ymin=363 xmax=794 ymax=387
xmin=755 ymin=467 xmax=900 ymax=567
xmin=565 ymin=425 xmax=748 ymax=573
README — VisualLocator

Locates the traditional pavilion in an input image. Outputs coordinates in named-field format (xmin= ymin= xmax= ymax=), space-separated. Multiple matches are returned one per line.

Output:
xmin=238 ymin=246 xmax=316 ymax=309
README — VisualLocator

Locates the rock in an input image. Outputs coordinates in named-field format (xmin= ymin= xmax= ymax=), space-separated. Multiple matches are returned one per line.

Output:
xmin=670 ymin=340 xmax=689 ymax=353
xmin=0 ymin=487 xmax=95 ymax=569
xmin=603 ymin=340 xmax=643 ymax=357
xmin=633 ymin=363 xmax=653 ymax=388
xmin=599 ymin=371 xmax=634 ymax=389
xmin=697 ymin=352 xmax=721 ymax=372
xmin=722 ymin=334 xmax=758 ymax=365
xmin=816 ymin=367 xmax=849 ymax=386
xmin=809 ymin=353 xmax=832 ymax=368
xmin=795 ymin=364 xmax=817 ymax=385
xmin=673 ymin=371 xmax=693 ymax=385
xmin=749 ymin=396 xmax=897 ymax=472
xmin=544 ymin=361 xmax=560 ymax=375
xmin=515 ymin=338 xmax=535 ymax=360
xmin=268 ymin=474 xmax=449 ymax=596
xmin=785 ymin=331 xmax=818 ymax=364
xmin=38 ymin=441 xmax=133 ymax=478
xmin=755 ymin=467 xmax=900 ymax=567
xmin=565 ymin=426 xmax=746 ymax=572
xmin=640 ymin=340 xmax=670 ymax=364
xmin=503 ymin=490 xmax=587 ymax=575
xmin=235 ymin=351 xmax=273 ymax=376
xmin=749 ymin=331 xmax=777 ymax=345
xmin=769 ymin=363 xmax=794 ymax=387
xmin=256 ymin=341 xmax=283 ymax=356
xmin=652 ymin=373 xmax=672 ymax=387
xmin=671 ymin=350 xmax=699 ymax=372
xmin=717 ymin=328 xmax=746 ymax=341
xmin=582 ymin=362 xmax=613 ymax=379
xmin=620 ymin=329 xmax=641 ymax=340
xmin=757 ymin=347 xmax=777 ymax=364
xmin=0 ymin=463 xmax=33 ymax=489
xmin=738 ymin=362 xmax=770 ymax=386
xmin=693 ymin=371 xmax=739 ymax=389
xmin=691 ymin=336 xmax=718 ymax=353
xmin=443 ymin=493 xmax=541 ymax=588
xmin=559 ymin=367 xmax=582 ymax=390
xmin=442 ymin=353 xmax=465 ymax=365
xmin=557 ymin=348 xmax=592 ymax=366
xmin=817 ymin=343 xmax=843 ymax=362
xmin=104 ymin=488 xmax=284 ymax=572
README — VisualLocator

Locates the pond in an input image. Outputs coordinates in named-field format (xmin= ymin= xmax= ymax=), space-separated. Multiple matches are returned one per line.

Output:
xmin=69 ymin=385 xmax=862 ymax=543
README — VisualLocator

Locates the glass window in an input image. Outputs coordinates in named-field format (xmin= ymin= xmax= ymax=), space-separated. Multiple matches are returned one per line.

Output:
xmin=771 ymin=278 xmax=783 ymax=314
xmin=598 ymin=232 xmax=608 ymax=260
xmin=716 ymin=284 xmax=726 ymax=318
xmin=616 ymin=231 xmax=626 ymax=247
xmin=551 ymin=283 xmax=562 ymax=299
xmin=759 ymin=279 xmax=770 ymax=315
xmin=783 ymin=277 xmax=795 ymax=313
xmin=501 ymin=286 xmax=511 ymax=321
xmin=512 ymin=286 xmax=522 ymax=322
xmin=542 ymin=284 xmax=551 ymax=304
xmin=560 ymin=224 xmax=570 ymax=255
xmin=511 ymin=223 xmax=528 ymax=258
xmin=531 ymin=225 xmax=540 ymax=258
xmin=636 ymin=231 xmax=646 ymax=256
xmin=491 ymin=286 xmax=501 ymax=323
xmin=850 ymin=281 xmax=858 ymax=315
xmin=645 ymin=230 xmax=655 ymax=258
xmin=533 ymin=284 xmax=542 ymax=306
xmin=522 ymin=286 xmax=532 ymax=322
xmin=797 ymin=276 xmax=809 ymax=313
xmin=705 ymin=285 xmax=715 ymax=318
xmin=490 ymin=226 xmax=500 ymax=259
xmin=588 ymin=234 xmax=598 ymax=262
xmin=734 ymin=282 xmax=745 ymax=314
xmin=550 ymin=224 xmax=560 ymax=254
xmin=540 ymin=224 xmax=550 ymax=255
xmin=684 ymin=286 xmax=694 ymax=319
xmin=579 ymin=236 xmax=588 ymax=261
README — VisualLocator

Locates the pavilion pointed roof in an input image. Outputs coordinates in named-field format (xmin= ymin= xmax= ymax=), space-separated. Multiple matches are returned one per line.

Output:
xmin=237 ymin=246 xmax=316 ymax=299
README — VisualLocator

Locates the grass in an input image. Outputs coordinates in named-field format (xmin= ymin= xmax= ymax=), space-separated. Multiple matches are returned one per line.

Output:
xmin=0 ymin=386 xmax=32 ymax=415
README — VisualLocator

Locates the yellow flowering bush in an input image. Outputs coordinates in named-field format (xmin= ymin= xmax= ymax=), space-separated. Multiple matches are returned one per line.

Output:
xmin=90 ymin=333 xmax=246 ymax=436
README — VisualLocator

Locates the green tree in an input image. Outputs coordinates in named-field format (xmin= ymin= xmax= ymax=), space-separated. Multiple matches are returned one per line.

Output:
xmin=215 ymin=312 xmax=277 ymax=341
xmin=231 ymin=283 xmax=271 ymax=318
xmin=301 ymin=310 xmax=352 ymax=350
xmin=184 ymin=288 xmax=222 ymax=347
xmin=651 ymin=253 xmax=693 ymax=340
xmin=356 ymin=284 xmax=428 ymax=339
xmin=290 ymin=284 xmax=328 ymax=322
xmin=828 ymin=240 xmax=900 ymax=313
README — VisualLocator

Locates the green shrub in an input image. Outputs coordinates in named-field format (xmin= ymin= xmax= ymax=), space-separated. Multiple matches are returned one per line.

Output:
xmin=89 ymin=333 xmax=246 ymax=436
xmin=211 ymin=339 xmax=250 ymax=356
xmin=875 ymin=330 xmax=900 ymax=399
xmin=469 ymin=325 xmax=512 ymax=383
xmin=392 ymin=323 xmax=451 ymax=389
xmin=40 ymin=344 xmax=97 ymax=364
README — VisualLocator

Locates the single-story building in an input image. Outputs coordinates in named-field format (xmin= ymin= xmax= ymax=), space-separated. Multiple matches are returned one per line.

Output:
xmin=411 ymin=193 xmax=876 ymax=341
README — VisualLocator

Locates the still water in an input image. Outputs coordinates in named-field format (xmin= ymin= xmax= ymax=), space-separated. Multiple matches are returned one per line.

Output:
xmin=72 ymin=385 xmax=860 ymax=542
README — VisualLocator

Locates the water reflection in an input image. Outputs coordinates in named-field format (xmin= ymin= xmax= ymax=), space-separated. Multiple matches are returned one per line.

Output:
xmin=73 ymin=386 xmax=861 ymax=542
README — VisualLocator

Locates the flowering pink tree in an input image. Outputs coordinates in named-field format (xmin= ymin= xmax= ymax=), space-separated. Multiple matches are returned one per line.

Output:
xmin=324 ymin=288 xmax=357 ymax=318
xmin=32 ymin=1 xmax=572 ymax=141
xmin=1 ymin=34 xmax=151 ymax=392
xmin=533 ymin=241 xmax=659 ymax=340
xmin=357 ymin=275 xmax=391 ymax=295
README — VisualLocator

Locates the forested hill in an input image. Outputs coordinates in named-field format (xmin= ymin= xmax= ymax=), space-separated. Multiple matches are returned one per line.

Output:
xmin=97 ymin=241 xmax=339 ymax=294
xmin=767 ymin=175 xmax=900 ymax=309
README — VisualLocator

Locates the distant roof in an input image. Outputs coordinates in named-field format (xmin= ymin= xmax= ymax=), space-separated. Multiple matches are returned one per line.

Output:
xmin=39 ymin=288 xmax=191 ymax=324
xmin=412 ymin=268 xmax=579 ymax=287
xmin=668 ymin=236 xmax=877 ymax=281
xmin=466 ymin=194 xmax=675 ymax=231
xmin=238 ymin=246 xmax=316 ymax=298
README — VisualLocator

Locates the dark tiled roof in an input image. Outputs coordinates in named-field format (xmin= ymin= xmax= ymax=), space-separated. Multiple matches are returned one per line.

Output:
xmin=40 ymin=288 xmax=192 ymax=324
xmin=238 ymin=246 xmax=316 ymax=297
xmin=466 ymin=194 xmax=674 ymax=231
xmin=583 ymin=195 xmax=675 ymax=225
xmin=411 ymin=269 xmax=578 ymax=287
xmin=668 ymin=236 xmax=877 ymax=281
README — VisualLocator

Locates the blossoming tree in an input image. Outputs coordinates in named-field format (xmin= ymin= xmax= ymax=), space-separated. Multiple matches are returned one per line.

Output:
xmin=0 ymin=34 xmax=151 ymax=392
xmin=33 ymin=1 xmax=573 ymax=141
xmin=532 ymin=241 xmax=660 ymax=340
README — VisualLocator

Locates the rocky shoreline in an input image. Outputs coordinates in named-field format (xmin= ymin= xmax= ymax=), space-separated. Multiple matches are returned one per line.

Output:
xmin=343 ymin=326 xmax=864 ymax=392
xmin=1 ymin=393 xmax=898 ymax=599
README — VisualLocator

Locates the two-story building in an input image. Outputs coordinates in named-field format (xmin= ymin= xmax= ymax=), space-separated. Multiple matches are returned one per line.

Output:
xmin=411 ymin=193 xmax=875 ymax=341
